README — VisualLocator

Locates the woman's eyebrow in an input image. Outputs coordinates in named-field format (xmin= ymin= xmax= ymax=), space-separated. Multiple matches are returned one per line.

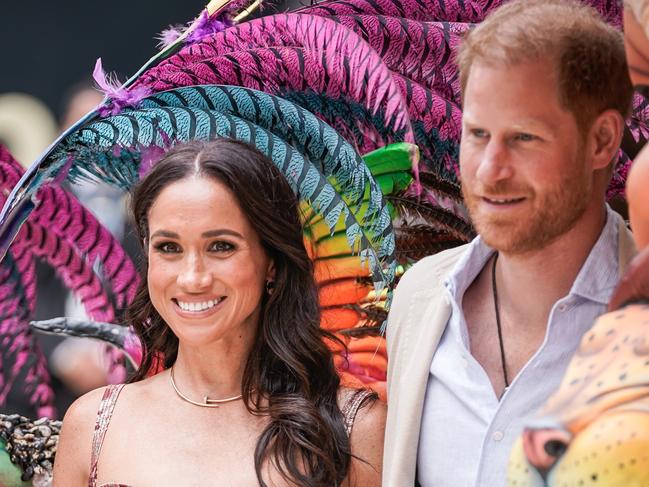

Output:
xmin=150 ymin=229 xmax=245 ymax=239
xmin=150 ymin=229 xmax=179 ymax=239
xmin=201 ymin=229 xmax=244 ymax=239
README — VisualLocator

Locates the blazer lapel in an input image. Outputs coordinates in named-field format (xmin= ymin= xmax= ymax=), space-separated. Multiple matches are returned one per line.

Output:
xmin=387 ymin=288 xmax=452 ymax=485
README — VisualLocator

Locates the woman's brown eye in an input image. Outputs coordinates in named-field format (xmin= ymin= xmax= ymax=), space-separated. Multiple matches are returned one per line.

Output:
xmin=210 ymin=241 xmax=235 ymax=252
xmin=154 ymin=242 xmax=180 ymax=253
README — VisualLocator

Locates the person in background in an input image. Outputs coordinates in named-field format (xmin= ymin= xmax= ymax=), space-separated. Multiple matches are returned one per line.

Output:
xmin=608 ymin=0 xmax=649 ymax=309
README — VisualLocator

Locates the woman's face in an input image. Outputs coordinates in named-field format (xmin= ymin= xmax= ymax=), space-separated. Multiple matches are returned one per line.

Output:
xmin=147 ymin=176 xmax=274 ymax=348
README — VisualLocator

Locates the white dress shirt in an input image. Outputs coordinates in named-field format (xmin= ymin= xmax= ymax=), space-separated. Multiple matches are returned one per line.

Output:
xmin=417 ymin=206 xmax=620 ymax=486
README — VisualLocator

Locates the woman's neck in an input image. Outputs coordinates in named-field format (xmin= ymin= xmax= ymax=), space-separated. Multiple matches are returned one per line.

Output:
xmin=171 ymin=333 xmax=254 ymax=398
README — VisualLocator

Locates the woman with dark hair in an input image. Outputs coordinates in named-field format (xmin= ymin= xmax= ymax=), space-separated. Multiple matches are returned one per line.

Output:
xmin=53 ymin=139 xmax=385 ymax=486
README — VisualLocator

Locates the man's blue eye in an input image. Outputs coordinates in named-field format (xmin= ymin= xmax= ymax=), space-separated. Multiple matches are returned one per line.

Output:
xmin=516 ymin=133 xmax=536 ymax=142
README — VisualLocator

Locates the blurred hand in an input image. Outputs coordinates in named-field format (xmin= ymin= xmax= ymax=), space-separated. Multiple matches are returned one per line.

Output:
xmin=609 ymin=247 xmax=649 ymax=310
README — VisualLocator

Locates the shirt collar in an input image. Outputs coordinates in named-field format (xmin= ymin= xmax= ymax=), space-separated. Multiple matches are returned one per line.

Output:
xmin=568 ymin=205 xmax=620 ymax=304
xmin=444 ymin=205 xmax=620 ymax=306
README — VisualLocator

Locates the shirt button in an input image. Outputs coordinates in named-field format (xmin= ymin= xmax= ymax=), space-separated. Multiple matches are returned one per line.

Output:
xmin=492 ymin=431 xmax=504 ymax=442
xmin=558 ymin=304 xmax=567 ymax=312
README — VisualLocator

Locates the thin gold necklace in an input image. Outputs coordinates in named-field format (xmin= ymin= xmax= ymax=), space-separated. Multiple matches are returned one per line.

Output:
xmin=169 ymin=365 xmax=243 ymax=408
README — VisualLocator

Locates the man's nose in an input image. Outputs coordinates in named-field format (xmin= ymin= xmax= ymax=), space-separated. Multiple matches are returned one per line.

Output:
xmin=475 ymin=141 xmax=514 ymax=184
xmin=522 ymin=427 xmax=572 ymax=479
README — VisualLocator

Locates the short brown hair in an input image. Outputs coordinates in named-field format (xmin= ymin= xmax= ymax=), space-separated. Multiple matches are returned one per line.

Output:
xmin=457 ymin=0 xmax=633 ymax=135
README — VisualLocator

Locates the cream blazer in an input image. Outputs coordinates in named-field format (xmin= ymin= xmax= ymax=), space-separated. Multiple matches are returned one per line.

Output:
xmin=382 ymin=215 xmax=636 ymax=487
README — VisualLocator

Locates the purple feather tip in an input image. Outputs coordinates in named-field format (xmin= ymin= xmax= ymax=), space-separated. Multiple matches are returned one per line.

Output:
xmin=186 ymin=10 xmax=232 ymax=44
xmin=93 ymin=58 xmax=152 ymax=117
xmin=156 ymin=25 xmax=184 ymax=50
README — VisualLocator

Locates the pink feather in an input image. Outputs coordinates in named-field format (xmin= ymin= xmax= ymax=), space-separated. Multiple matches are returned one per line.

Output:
xmin=297 ymin=0 xmax=620 ymax=26
xmin=133 ymin=15 xmax=413 ymax=137
xmin=33 ymin=186 xmax=139 ymax=307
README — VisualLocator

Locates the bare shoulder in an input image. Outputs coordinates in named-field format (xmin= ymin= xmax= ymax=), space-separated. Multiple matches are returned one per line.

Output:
xmin=351 ymin=395 xmax=386 ymax=449
xmin=346 ymin=391 xmax=387 ymax=487
xmin=52 ymin=386 xmax=108 ymax=486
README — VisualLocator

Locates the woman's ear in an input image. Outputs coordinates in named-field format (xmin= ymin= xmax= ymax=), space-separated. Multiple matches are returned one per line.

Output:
xmin=266 ymin=260 xmax=276 ymax=282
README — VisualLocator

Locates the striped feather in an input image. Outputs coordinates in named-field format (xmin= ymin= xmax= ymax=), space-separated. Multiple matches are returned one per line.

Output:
xmin=31 ymin=187 xmax=139 ymax=308
xmin=136 ymin=14 xmax=412 ymax=134
xmin=281 ymin=89 xmax=460 ymax=182
xmin=297 ymin=0 xmax=621 ymax=26
xmin=328 ymin=16 xmax=468 ymax=102
xmin=134 ymin=46 xmax=409 ymax=130
xmin=173 ymin=13 xmax=468 ymax=102
xmin=64 ymin=105 xmax=396 ymax=288
xmin=138 ymin=85 xmax=386 ymax=217
xmin=0 ymin=252 xmax=53 ymax=417
xmin=17 ymin=222 xmax=114 ymax=323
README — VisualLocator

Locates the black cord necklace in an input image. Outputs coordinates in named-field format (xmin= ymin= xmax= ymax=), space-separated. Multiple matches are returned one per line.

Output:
xmin=491 ymin=252 xmax=510 ymax=389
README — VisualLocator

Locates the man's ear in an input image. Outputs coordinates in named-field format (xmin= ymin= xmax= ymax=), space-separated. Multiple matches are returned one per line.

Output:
xmin=587 ymin=109 xmax=625 ymax=171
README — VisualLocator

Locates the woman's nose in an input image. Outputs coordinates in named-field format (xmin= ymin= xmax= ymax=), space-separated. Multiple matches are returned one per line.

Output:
xmin=522 ymin=427 xmax=572 ymax=478
xmin=177 ymin=258 xmax=213 ymax=290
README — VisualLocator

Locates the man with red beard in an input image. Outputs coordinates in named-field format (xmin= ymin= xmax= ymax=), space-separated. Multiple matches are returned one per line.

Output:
xmin=383 ymin=1 xmax=636 ymax=486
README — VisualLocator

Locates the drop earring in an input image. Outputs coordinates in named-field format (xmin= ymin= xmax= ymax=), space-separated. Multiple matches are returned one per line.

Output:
xmin=265 ymin=280 xmax=275 ymax=295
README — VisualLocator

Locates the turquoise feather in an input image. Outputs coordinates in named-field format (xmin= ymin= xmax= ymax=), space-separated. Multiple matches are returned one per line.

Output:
xmin=138 ymin=85 xmax=385 ymax=217
xmin=62 ymin=105 xmax=395 ymax=289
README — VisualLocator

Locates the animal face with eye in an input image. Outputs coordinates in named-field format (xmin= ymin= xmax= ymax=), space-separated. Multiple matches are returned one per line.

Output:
xmin=508 ymin=303 xmax=649 ymax=486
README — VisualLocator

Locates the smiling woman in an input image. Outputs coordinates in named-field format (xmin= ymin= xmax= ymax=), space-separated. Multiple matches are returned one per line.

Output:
xmin=52 ymin=139 xmax=385 ymax=487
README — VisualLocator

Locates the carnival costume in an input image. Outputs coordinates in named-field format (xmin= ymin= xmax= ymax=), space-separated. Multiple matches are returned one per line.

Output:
xmin=0 ymin=0 xmax=646 ymax=484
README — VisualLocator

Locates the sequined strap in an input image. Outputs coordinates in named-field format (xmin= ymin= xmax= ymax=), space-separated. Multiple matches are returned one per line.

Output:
xmin=88 ymin=384 xmax=125 ymax=487
xmin=342 ymin=389 xmax=377 ymax=437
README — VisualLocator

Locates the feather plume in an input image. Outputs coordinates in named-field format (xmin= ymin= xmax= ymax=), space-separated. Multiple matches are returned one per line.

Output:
xmin=297 ymin=0 xmax=621 ymax=25
xmin=32 ymin=186 xmax=139 ymax=307
xmin=93 ymin=58 xmax=152 ymax=117
xmin=60 ymin=103 xmax=396 ymax=288
xmin=134 ymin=14 xmax=413 ymax=136
xmin=17 ymin=222 xmax=114 ymax=322
xmin=0 ymin=252 xmax=54 ymax=417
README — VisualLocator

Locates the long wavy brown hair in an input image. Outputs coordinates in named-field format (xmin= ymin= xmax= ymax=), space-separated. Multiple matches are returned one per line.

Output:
xmin=126 ymin=139 xmax=351 ymax=486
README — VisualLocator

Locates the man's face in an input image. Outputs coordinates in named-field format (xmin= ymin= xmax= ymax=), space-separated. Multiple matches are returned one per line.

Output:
xmin=460 ymin=58 xmax=593 ymax=254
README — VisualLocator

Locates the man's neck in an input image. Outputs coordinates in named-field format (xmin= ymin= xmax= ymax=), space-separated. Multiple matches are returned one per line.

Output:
xmin=496 ymin=204 xmax=607 ymax=326
xmin=462 ymin=204 xmax=608 ymax=397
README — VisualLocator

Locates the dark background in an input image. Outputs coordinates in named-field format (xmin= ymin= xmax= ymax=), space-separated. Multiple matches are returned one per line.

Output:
xmin=1 ymin=1 xmax=209 ymax=119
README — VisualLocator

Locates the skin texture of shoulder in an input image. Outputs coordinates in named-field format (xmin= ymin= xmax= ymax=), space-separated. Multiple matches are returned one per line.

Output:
xmin=346 ymin=396 xmax=387 ymax=486
xmin=52 ymin=386 xmax=110 ymax=486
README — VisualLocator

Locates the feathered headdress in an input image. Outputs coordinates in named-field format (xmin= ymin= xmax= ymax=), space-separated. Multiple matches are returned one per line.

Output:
xmin=0 ymin=0 xmax=646 ymax=421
